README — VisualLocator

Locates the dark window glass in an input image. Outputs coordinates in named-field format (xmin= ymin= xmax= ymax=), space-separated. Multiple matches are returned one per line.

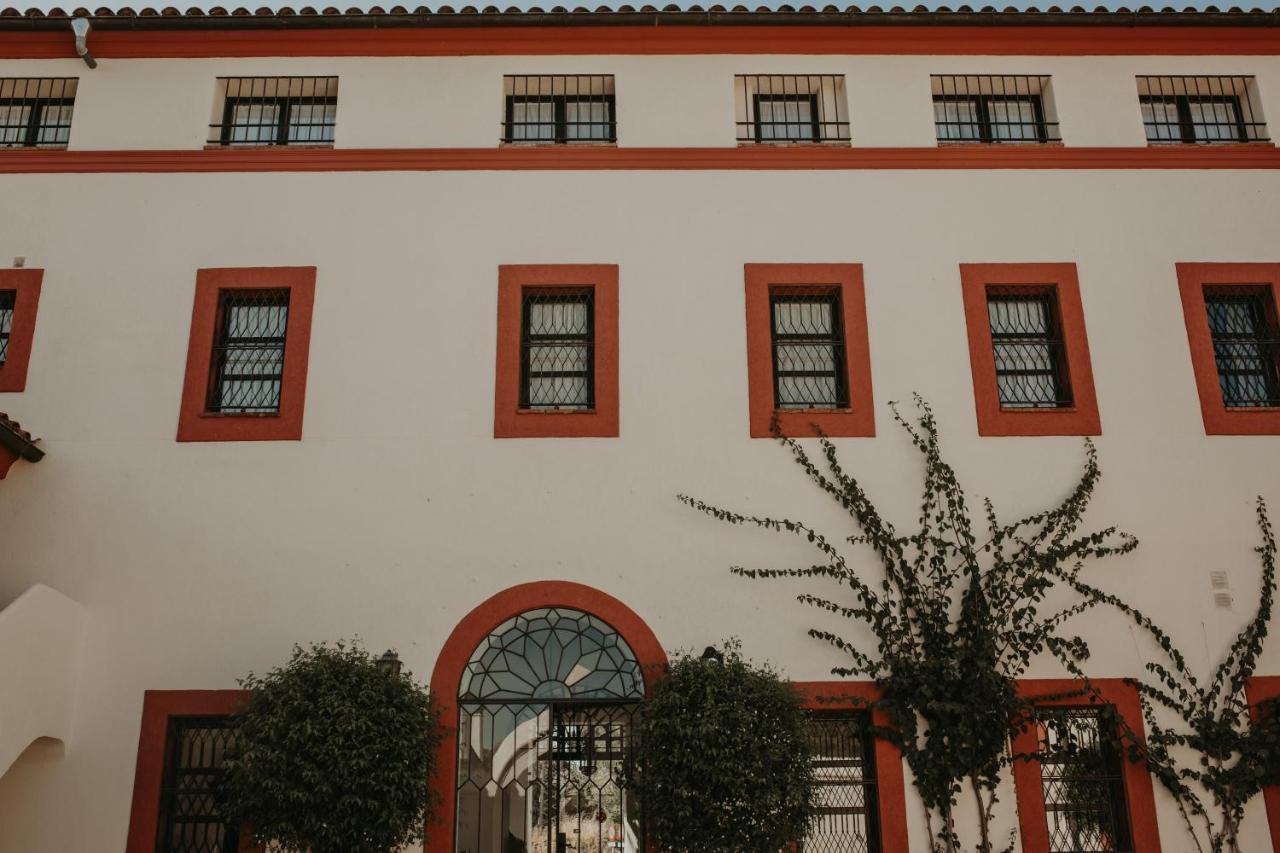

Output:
xmin=207 ymin=289 xmax=290 ymax=414
xmin=520 ymin=289 xmax=595 ymax=410
xmin=213 ymin=77 xmax=337 ymax=146
xmin=754 ymin=94 xmax=819 ymax=142
xmin=1038 ymin=708 xmax=1133 ymax=853
xmin=801 ymin=712 xmax=880 ymax=853
xmin=157 ymin=716 xmax=239 ymax=853
xmin=504 ymin=95 xmax=616 ymax=143
xmin=1205 ymin=286 xmax=1280 ymax=408
xmin=0 ymin=290 xmax=14 ymax=364
xmin=0 ymin=78 xmax=76 ymax=148
xmin=770 ymin=288 xmax=849 ymax=410
xmin=987 ymin=287 xmax=1073 ymax=409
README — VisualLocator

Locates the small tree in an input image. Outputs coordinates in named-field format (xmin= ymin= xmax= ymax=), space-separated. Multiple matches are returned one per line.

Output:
xmin=221 ymin=641 xmax=443 ymax=853
xmin=631 ymin=641 xmax=817 ymax=852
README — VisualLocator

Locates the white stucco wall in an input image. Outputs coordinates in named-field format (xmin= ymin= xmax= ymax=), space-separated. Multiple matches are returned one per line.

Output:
xmin=0 ymin=47 xmax=1279 ymax=853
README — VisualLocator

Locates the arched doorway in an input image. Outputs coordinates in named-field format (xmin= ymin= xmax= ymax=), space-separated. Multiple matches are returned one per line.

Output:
xmin=428 ymin=582 xmax=666 ymax=853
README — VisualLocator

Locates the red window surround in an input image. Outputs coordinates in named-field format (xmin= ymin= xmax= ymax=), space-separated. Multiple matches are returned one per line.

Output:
xmin=124 ymin=689 xmax=256 ymax=853
xmin=1177 ymin=263 xmax=1280 ymax=435
xmin=959 ymin=263 xmax=1101 ymax=437
xmin=743 ymin=263 xmax=875 ymax=438
xmin=494 ymin=264 xmax=619 ymax=438
xmin=0 ymin=268 xmax=43 ymax=392
xmin=792 ymin=681 xmax=910 ymax=853
xmin=176 ymin=267 xmax=316 ymax=442
xmin=1246 ymin=676 xmax=1280 ymax=851
xmin=1012 ymin=679 xmax=1162 ymax=853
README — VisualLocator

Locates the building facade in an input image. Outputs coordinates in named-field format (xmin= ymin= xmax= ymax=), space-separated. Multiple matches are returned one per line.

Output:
xmin=1 ymin=6 xmax=1280 ymax=852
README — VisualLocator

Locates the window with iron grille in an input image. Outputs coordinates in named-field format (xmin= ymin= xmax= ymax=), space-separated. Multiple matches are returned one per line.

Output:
xmin=157 ymin=716 xmax=239 ymax=853
xmin=520 ymin=288 xmax=595 ymax=410
xmin=1204 ymin=285 xmax=1280 ymax=408
xmin=932 ymin=75 xmax=1059 ymax=143
xmin=0 ymin=78 xmax=76 ymax=148
xmin=503 ymin=76 xmax=616 ymax=144
xmin=210 ymin=77 xmax=337 ymax=146
xmin=1138 ymin=76 xmax=1268 ymax=143
xmin=0 ymin=290 xmax=13 ymax=364
xmin=1037 ymin=708 xmax=1133 ymax=853
xmin=802 ymin=712 xmax=880 ymax=853
xmin=986 ymin=286 xmax=1074 ymax=409
xmin=771 ymin=287 xmax=849 ymax=410
xmin=735 ymin=75 xmax=851 ymax=144
xmin=206 ymin=289 xmax=290 ymax=414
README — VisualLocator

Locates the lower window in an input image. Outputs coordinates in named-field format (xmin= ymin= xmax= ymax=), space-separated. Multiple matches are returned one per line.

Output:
xmin=1036 ymin=708 xmax=1132 ymax=853
xmin=803 ymin=711 xmax=880 ymax=853
xmin=157 ymin=716 xmax=240 ymax=853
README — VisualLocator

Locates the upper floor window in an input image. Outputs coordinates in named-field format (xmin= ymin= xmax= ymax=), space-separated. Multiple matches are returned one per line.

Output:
xmin=208 ymin=289 xmax=291 ymax=415
xmin=770 ymin=287 xmax=849 ymax=410
xmin=932 ymin=75 xmax=1060 ymax=144
xmin=734 ymin=75 xmax=851 ymax=144
xmin=1138 ymin=76 xmax=1268 ymax=143
xmin=1036 ymin=708 xmax=1133 ymax=853
xmin=502 ymin=75 xmax=616 ymax=144
xmin=1203 ymin=285 xmax=1280 ymax=408
xmin=157 ymin=715 xmax=240 ymax=853
xmin=0 ymin=290 xmax=13 ymax=364
xmin=986 ymin=286 xmax=1073 ymax=410
xmin=803 ymin=711 xmax=880 ymax=852
xmin=0 ymin=77 xmax=76 ymax=148
xmin=520 ymin=288 xmax=595 ymax=410
xmin=209 ymin=76 xmax=338 ymax=147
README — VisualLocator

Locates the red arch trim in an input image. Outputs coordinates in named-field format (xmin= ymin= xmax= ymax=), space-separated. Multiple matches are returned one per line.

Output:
xmin=425 ymin=580 xmax=668 ymax=853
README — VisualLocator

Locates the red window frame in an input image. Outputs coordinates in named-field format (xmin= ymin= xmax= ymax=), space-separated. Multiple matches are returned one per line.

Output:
xmin=494 ymin=264 xmax=619 ymax=438
xmin=743 ymin=263 xmax=875 ymax=438
xmin=1176 ymin=263 xmax=1280 ymax=435
xmin=792 ymin=682 xmax=910 ymax=853
xmin=1012 ymin=679 xmax=1161 ymax=853
xmin=959 ymin=263 xmax=1101 ymax=436
xmin=1246 ymin=676 xmax=1280 ymax=851
xmin=0 ymin=268 xmax=43 ymax=392
xmin=124 ymin=689 xmax=256 ymax=853
xmin=176 ymin=267 xmax=316 ymax=442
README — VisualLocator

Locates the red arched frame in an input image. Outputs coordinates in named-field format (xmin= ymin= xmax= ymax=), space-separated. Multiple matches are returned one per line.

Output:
xmin=425 ymin=580 xmax=668 ymax=853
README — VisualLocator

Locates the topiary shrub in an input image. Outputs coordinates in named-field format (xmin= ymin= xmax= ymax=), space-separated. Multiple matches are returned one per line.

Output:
xmin=631 ymin=641 xmax=816 ymax=852
xmin=221 ymin=641 xmax=443 ymax=853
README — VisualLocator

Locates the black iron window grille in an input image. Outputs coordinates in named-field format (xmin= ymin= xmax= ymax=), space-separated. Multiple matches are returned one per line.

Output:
xmin=736 ymin=75 xmax=851 ymax=144
xmin=503 ymin=75 xmax=616 ymax=144
xmin=210 ymin=77 xmax=338 ymax=146
xmin=987 ymin=286 xmax=1074 ymax=409
xmin=770 ymin=287 xmax=849 ymax=410
xmin=932 ymin=75 xmax=1059 ymax=143
xmin=157 ymin=716 xmax=240 ymax=853
xmin=0 ymin=290 xmax=14 ymax=364
xmin=0 ymin=77 xmax=77 ymax=148
xmin=802 ymin=712 xmax=880 ymax=853
xmin=1204 ymin=285 xmax=1280 ymax=408
xmin=1037 ymin=708 xmax=1133 ymax=853
xmin=1138 ymin=76 xmax=1268 ymax=143
xmin=207 ymin=289 xmax=290 ymax=415
xmin=520 ymin=288 xmax=595 ymax=410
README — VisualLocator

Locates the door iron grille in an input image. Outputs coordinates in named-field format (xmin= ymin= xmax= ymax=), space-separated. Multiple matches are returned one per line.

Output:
xmin=932 ymin=75 xmax=1058 ymax=143
xmin=801 ymin=712 xmax=880 ymax=853
xmin=770 ymin=286 xmax=849 ymax=410
xmin=0 ymin=290 xmax=14 ymax=364
xmin=986 ymin=286 xmax=1074 ymax=409
xmin=520 ymin=289 xmax=595 ymax=411
xmin=1137 ymin=76 xmax=1268 ymax=143
xmin=157 ymin=716 xmax=240 ymax=853
xmin=1038 ymin=708 xmax=1133 ymax=853
xmin=206 ymin=289 xmax=290 ymax=414
xmin=0 ymin=77 xmax=76 ymax=148
xmin=1204 ymin=285 xmax=1280 ymax=408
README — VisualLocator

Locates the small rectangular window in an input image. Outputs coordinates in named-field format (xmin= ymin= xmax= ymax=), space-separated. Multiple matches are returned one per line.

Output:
xmin=735 ymin=75 xmax=850 ymax=144
xmin=1204 ymin=285 xmax=1280 ymax=408
xmin=503 ymin=76 xmax=616 ymax=144
xmin=1037 ymin=708 xmax=1133 ymax=853
xmin=210 ymin=77 xmax=338 ymax=146
xmin=0 ymin=290 xmax=14 ymax=364
xmin=1137 ymin=76 xmax=1268 ymax=143
xmin=207 ymin=289 xmax=290 ymax=415
xmin=520 ymin=288 xmax=595 ymax=410
xmin=0 ymin=78 xmax=77 ymax=148
xmin=986 ymin=286 xmax=1073 ymax=409
xmin=932 ymin=75 xmax=1059 ymax=144
xmin=157 ymin=716 xmax=239 ymax=853
xmin=802 ymin=712 xmax=880 ymax=853
xmin=770 ymin=287 xmax=849 ymax=410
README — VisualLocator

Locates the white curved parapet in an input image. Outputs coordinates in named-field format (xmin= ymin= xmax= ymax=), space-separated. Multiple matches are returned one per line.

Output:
xmin=0 ymin=585 xmax=86 ymax=779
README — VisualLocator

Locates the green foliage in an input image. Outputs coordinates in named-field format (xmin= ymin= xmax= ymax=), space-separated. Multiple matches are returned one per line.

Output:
xmin=1071 ymin=499 xmax=1280 ymax=853
xmin=221 ymin=641 xmax=444 ymax=853
xmin=631 ymin=641 xmax=818 ymax=852
xmin=679 ymin=397 xmax=1137 ymax=852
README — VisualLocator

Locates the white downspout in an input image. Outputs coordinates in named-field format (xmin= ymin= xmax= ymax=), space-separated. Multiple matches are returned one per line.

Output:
xmin=70 ymin=17 xmax=96 ymax=69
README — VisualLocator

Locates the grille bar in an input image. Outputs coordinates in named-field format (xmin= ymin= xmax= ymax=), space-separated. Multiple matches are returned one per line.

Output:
xmin=520 ymin=288 xmax=595 ymax=410
xmin=158 ymin=716 xmax=240 ymax=853
xmin=736 ymin=75 xmax=851 ymax=144
xmin=1204 ymin=285 xmax=1280 ymax=408
xmin=1038 ymin=708 xmax=1132 ymax=853
xmin=1138 ymin=76 xmax=1268 ymax=143
xmin=770 ymin=286 xmax=850 ymax=410
xmin=210 ymin=76 xmax=338 ymax=146
xmin=0 ymin=77 xmax=77 ymax=148
xmin=987 ymin=285 xmax=1074 ymax=409
xmin=206 ymin=289 xmax=290 ymax=414
xmin=503 ymin=75 xmax=616 ymax=144
xmin=0 ymin=290 xmax=13 ymax=364
xmin=932 ymin=75 xmax=1059 ymax=144
xmin=801 ymin=712 xmax=879 ymax=853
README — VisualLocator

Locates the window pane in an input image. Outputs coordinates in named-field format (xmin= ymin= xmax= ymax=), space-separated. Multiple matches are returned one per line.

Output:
xmin=987 ymin=292 xmax=1072 ymax=409
xmin=34 ymin=104 xmax=73 ymax=146
xmin=565 ymin=100 xmax=612 ymax=141
xmin=287 ymin=102 xmax=336 ymax=143
xmin=0 ymin=104 xmax=30 ymax=146
xmin=1205 ymin=289 xmax=1280 ymax=408
xmin=934 ymin=99 xmax=981 ymax=140
xmin=521 ymin=291 xmax=594 ymax=410
xmin=209 ymin=290 xmax=290 ymax=414
xmin=228 ymin=102 xmax=280 ymax=144
xmin=0 ymin=290 xmax=13 ymax=364
xmin=758 ymin=98 xmax=816 ymax=141
xmin=1140 ymin=99 xmax=1181 ymax=142
xmin=511 ymin=101 xmax=556 ymax=141
xmin=988 ymin=99 xmax=1039 ymax=141
xmin=770 ymin=292 xmax=847 ymax=409
xmin=1189 ymin=99 xmax=1241 ymax=141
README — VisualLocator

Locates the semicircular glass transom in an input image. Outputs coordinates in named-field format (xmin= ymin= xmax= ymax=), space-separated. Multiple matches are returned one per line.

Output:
xmin=460 ymin=607 xmax=644 ymax=701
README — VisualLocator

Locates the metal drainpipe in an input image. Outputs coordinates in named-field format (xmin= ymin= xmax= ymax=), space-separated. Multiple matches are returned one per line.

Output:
xmin=70 ymin=17 xmax=96 ymax=69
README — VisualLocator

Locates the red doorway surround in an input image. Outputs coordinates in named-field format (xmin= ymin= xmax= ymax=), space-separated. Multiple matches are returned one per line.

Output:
xmin=425 ymin=581 xmax=668 ymax=853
